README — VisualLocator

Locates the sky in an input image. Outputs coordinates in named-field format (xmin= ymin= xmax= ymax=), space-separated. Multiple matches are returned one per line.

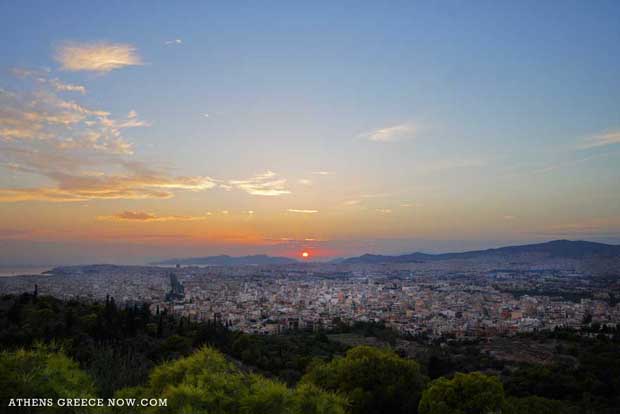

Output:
xmin=0 ymin=1 xmax=619 ymax=265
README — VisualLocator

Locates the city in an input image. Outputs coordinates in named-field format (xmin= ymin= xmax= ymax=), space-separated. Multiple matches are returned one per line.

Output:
xmin=1 ymin=1 xmax=619 ymax=413
xmin=2 ymin=253 xmax=618 ymax=339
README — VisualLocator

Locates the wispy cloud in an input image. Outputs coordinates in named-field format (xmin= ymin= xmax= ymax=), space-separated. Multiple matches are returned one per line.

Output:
xmin=376 ymin=208 xmax=392 ymax=214
xmin=0 ymin=156 xmax=217 ymax=202
xmin=312 ymin=171 xmax=332 ymax=175
xmin=579 ymin=130 xmax=620 ymax=149
xmin=13 ymin=68 xmax=87 ymax=94
xmin=298 ymin=179 xmax=312 ymax=185
xmin=526 ymin=152 xmax=617 ymax=176
xmin=164 ymin=39 xmax=183 ymax=45
xmin=532 ymin=219 xmax=620 ymax=237
xmin=287 ymin=209 xmax=319 ymax=214
xmin=229 ymin=171 xmax=291 ymax=196
xmin=0 ymin=78 xmax=147 ymax=154
xmin=0 ymin=74 xmax=217 ymax=203
xmin=361 ymin=192 xmax=391 ymax=199
xmin=98 ymin=211 xmax=208 ymax=222
xmin=358 ymin=122 xmax=418 ymax=142
xmin=55 ymin=42 xmax=142 ymax=72
xmin=262 ymin=236 xmax=328 ymax=245
xmin=49 ymin=78 xmax=86 ymax=94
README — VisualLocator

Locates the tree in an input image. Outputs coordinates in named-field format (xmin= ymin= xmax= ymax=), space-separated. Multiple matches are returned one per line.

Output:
xmin=301 ymin=345 xmax=428 ymax=414
xmin=115 ymin=346 xmax=347 ymax=414
xmin=0 ymin=344 xmax=96 ymax=414
xmin=505 ymin=396 xmax=578 ymax=414
xmin=418 ymin=372 xmax=505 ymax=414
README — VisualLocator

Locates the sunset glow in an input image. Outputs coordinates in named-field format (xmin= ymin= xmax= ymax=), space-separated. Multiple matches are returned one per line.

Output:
xmin=0 ymin=2 xmax=619 ymax=266
xmin=302 ymin=252 xmax=310 ymax=258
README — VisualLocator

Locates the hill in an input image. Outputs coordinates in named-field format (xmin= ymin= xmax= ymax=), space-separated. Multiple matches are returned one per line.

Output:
xmin=339 ymin=240 xmax=620 ymax=265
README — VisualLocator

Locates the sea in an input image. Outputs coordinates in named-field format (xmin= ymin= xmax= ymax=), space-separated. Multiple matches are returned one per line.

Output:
xmin=0 ymin=267 xmax=53 ymax=277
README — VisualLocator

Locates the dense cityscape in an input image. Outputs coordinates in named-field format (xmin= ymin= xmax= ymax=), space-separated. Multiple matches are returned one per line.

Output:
xmin=2 ymin=257 xmax=618 ymax=339
xmin=2 ymin=244 xmax=620 ymax=413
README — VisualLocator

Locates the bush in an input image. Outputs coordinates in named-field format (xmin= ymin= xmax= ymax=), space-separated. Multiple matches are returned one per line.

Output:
xmin=302 ymin=345 xmax=428 ymax=414
xmin=113 ymin=346 xmax=347 ymax=414
xmin=418 ymin=372 xmax=505 ymax=414
xmin=0 ymin=344 xmax=96 ymax=414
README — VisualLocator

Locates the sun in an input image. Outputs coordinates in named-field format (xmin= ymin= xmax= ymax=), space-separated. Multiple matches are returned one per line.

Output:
xmin=301 ymin=251 xmax=310 ymax=258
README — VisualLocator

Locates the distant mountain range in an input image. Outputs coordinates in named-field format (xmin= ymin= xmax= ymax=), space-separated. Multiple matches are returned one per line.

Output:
xmin=148 ymin=240 xmax=620 ymax=267
xmin=151 ymin=254 xmax=298 ymax=266
xmin=337 ymin=240 xmax=620 ymax=265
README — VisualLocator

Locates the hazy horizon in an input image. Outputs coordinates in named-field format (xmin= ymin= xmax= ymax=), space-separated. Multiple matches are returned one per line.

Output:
xmin=1 ymin=2 xmax=619 ymax=266
xmin=1 ymin=237 xmax=619 ymax=268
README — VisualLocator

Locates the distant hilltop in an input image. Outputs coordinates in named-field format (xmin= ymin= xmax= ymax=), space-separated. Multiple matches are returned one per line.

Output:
xmin=151 ymin=254 xmax=298 ymax=266
xmin=45 ymin=240 xmax=620 ymax=271
xmin=336 ymin=240 xmax=620 ymax=265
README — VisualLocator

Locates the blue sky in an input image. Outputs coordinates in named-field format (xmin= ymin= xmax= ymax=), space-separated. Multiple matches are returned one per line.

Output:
xmin=0 ymin=1 xmax=619 ymax=265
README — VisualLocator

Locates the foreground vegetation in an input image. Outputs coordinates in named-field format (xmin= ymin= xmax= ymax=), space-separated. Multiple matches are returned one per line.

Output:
xmin=1 ymin=292 xmax=618 ymax=413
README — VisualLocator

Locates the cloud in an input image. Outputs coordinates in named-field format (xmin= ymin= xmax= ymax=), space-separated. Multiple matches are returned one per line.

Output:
xmin=376 ymin=209 xmax=392 ymax=214
xmin=11 ymin=67 xmax=49 ymax=78
xmin=99 ymin=110 xmax=150 ymax=129
xmin=0 ymin=93 xmax=130 ymax=151
xmin=229 ymin=171 xmax=291 ymax=196
xmin=98 ymin=211 xmax=209 ymax=222
xmin=298 ymin=179 xmax=312 ymax=185
xmin=361 ymin=192 xmax=391 ymax=199
xmin=0 ymin=73 xmax=150 ymax=155
xmin=579 ymin=130 xmax=620 ymax=149
xmin=525 ymin=152 xmax=616 ymax=176
xmin=503 ymin=215 xmax=517 ymax=220
xmin=12 ymin=68 xmax=87 ymax=94
xmin=532 ymin=220 xmax=620 ymax=237
xmin=312 ymin=171 xmax=332 ymax=175
xmin=0 ymin=164 xmax=217 ymax=202
xmin=49 ymin=79 xmax=86 ymax=94
xmin=287 ymin=209 xmax=319 ymax=214
xmin=55 ymin=42 xmax=142 ymax=72
xmin=164 ymin=39 xmax=183 ymax=45
xmin=2 ymin=69 xmax=297 ymax=204
xmin=358 ymin=122 xmax=418 ymax=142
xmin=0 ymin=84 xmax=216 ymax=202
xmin=262 ymin=236 xmax=328 ymax=245
xmin=0 ymin=66 xmax=221 ymax=204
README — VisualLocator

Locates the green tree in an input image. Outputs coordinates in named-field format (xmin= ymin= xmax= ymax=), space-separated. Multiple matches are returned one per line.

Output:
xmin=113 ymin=346 xmax=346 ymax=414
xmin=301 ymin=345 xmax=428 ymax=414
xmin=505 ymin=396 xmax=577 ymax=414
xmin=418 ymin=372 xmax=505 ymax=414
xmin=292 ymin=383 xmax=347 ymax=414
xmin=0 ymin=344 xmax=97 ymax=414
